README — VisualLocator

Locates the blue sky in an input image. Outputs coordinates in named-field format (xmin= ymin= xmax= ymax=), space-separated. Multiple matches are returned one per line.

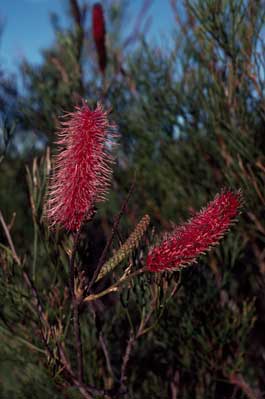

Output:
xmin=0 ymin=0 xmax=175 ymax=76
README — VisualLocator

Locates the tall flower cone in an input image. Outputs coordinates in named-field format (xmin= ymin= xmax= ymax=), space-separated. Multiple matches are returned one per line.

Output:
xmin=146 ymin=190 xmax=242 ymax=272
xmin=92 ymin=3 xmax=107 ymax=74
xmin=45 ymin=101 xmax=117 ymax=231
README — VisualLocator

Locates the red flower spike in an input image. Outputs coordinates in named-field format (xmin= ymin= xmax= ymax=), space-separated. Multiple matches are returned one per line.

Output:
xmin=92 ymin=3 xmax=107 ymax=73
xmin=146 ymin=190 xmax=242 ymax=272
xmin=45 ymin=102 xmax=117 ymax=231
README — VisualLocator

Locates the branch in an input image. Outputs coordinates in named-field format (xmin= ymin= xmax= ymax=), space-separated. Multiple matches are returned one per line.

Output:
xmin=59 ymin=346 xmax=116 ymax=399
xmin=120 ymin=329 xmax=135 ymax=390
xmin=0 ymin=210 xmax=21 ymax=265
xmin=118 ymin=276 xmax=181 ymax=394
xmin=170 ymin=369 xmax=180 ymax=399
xmin=83 ymin=268 xmax=145 ymax=303
xmin=230 ymin=373 xmax=263 ymax=399
xmin=99 ymin=332 xmax=115 ymax=381
xmin=87 ymin=180 xmax=136 ymax=292
xmin=69 ymin=231 xmax=84 ymax=383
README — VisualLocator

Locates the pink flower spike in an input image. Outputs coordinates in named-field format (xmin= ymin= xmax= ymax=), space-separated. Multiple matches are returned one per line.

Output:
xmin=146 ymin=190 xmax=242 ymax=272
xmin=45 ymin=101 xmax=117 ymax=231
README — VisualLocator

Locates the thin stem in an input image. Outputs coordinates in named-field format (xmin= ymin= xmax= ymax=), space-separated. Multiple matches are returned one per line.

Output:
xmin=87 ymin=179 xmax=136 ymax=291
xmin=69 ymin=233 xmax=78 ymax=296
xmin=138 ymin=279 xmax=181 ymax=337
xmin=22 ymin=269 xmax=55 ymax=360
xmin=59 ymin=346 xmax=114 ymax=399
xmin=120 ymin=329 xmax=135 ymax=390
xmin=74 ymin=302 xmax=84 ymax=383
xmin=32 ymin=220 xmax=38 ymax=280
xmin=83 ymin=268 xmax=145 ymax=303
xmin=229 ymin=373 xmax=263 ymax=399
xmin=69 ymin=231 xmax=84 ymax=384
xmin=99 ymin=332 xmax=115 ymax=381
xmin=0 ymin=210 xmax=21 ymax=266
xmin=118 ymin=277 xmax=181 ymax=394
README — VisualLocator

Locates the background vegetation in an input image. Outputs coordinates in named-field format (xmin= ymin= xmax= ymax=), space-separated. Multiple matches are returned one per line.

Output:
xmin=1 ymin=1 xmax=265 ymax=398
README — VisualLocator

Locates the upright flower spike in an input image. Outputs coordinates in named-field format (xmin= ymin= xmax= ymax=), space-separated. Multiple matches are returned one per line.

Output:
xmin=146 ymin=190 xmax=242 ymax=272
xmin=92 ymin=3 xmax=107 ymax=74
xmin=45 ymin=102 xmax=117 ymax=231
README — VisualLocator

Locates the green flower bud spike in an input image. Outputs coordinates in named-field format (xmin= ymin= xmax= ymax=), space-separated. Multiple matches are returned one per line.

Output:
xmin=96 ymin=214 xmax=150 ymax=282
